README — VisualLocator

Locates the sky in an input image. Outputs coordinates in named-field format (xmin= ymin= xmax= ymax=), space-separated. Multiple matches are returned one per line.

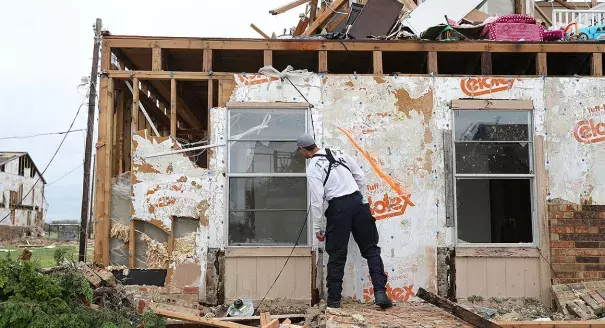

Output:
xmin=0 ymin=0 xmax=301 ymax=221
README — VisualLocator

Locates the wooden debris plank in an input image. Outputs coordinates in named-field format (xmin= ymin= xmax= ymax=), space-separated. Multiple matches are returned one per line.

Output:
xmin=293 ymin=17 xmax=310 ymax=36
xmin=325 ymin=4 xmax=350 ymax=32
xmin=554 ymin=0 xmax=574 ymax=10
xmin=154 ymin=308 xmax=252 ymax=328
xmin=309 ymin=0 xmax=318 ymax=21
xmin=262 ymin=319 xmax=279 ymax=328
xmin=170 ymin=79 xmax=177 ymax=139
xmin=302 ymin=0 xmax=348 ymax=35
xmin=251 ymin=24 xmax=271 ymax=40
xmin=260 ymin=312 xmax=271 ymax=326
xmin=533 ymin=4 xmax=552 ymax=26
xmin=269 ymin=0 xmax=311 ymax=15
xmin=417 ymin=287 xmax=502 ymax=328
xmin=282 ymin=318 xmax=291 ymax=325
xmin=219 ymin=314 xmax=305 ymax=322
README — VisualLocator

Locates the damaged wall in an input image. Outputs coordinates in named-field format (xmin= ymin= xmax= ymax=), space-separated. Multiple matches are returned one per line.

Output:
xmin=0 ymin=157 xmax=45 ymax=236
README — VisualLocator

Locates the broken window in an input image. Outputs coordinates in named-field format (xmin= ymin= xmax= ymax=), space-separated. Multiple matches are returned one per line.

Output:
xmin=227 ymin=106 xmax=309 ymax=246
xmin=453 ymin=109 xmax=534 ymax=245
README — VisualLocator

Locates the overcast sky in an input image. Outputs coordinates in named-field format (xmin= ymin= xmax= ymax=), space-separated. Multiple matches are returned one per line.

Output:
xmin=0 ymin=0 xmax=301 ymax=221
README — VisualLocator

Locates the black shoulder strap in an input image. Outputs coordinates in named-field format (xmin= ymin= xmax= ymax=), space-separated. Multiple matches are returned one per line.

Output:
xmin=313 ymin=148 xmax=351 ymax=186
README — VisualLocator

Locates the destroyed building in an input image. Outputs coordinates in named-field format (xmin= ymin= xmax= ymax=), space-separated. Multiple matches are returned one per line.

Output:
xmin=92 ymin=0 xmax=605 ymax=315
xmin=0 ymin=152 xmax=46 ymax=240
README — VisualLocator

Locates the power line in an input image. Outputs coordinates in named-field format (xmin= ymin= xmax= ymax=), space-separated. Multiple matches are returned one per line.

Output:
xmin=0 ymin=129 xmax=86 ymax=140
xmin=0 ymin=103 xmax=85 ymax=225
xmin=47 ymin=163 xmax=84 ymax=186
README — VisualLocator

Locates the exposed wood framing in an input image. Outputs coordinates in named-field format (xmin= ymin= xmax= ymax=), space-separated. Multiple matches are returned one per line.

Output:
xmin=106 ymin=71 xmax=232 ymax=80
xmin=498 ymin=322 xmax=605 ymax=328
xmin=250 ymin=24 xmax=271 ymax=40
xmin=325 ymin=3 xmax=350 ymax=32
xmin=115 ymin=90 xmax=125 ymax=174
xmin=102 ymin=77 xmax=114 ymax=267
xmin=203 ymin=49 xmax=213 ymax=72
xmin=554 ymin=0 xmax=573 ymax=10
xmin=592 ymin=53 xmax=603 ymax=76
xmin=294 ymin=17 xmax=311 ymax=36
xmin=319 ymin=50 xmax=327 ymax=72
xmin=451 ymin=99 xmax=534 ymax=110
xmin=166 ymin=216 xmax=176 ymax=284
xmin=129 ymin=78 xmax=139 ymax=269
xmin=428 ymin=51 xmax=438 ymax=74
xmin=155 ymin=308 xmax=251 ymax=328
xmin=456 ymin=248 xmax=540 ymax=258
xmin=536 ymin=53 xmax=547 ymax=75
xmin=481 ymin=52 xmax=492 ymax=75
xmin=269 ymin=0 xmax=311 ymax=15
xmin=535 ymin=135 xmax=551 ymax=304
xmin=264 ymin=50 xmax=273 ymax=67
xmin=93 ymin=40 xmax=111 ymax=265
xmin=105 ymin=37 xmax=605 ymax=53
xmin=218 ymin=80 xmax=235 ymax=107
xmin=372 ymin=51 xmax=383 ymax=75
xmin=514 ymin=0 xmax=524 ymax=14
xmin=170 ymin=79 xmax=177 ymax=139
xmin=302 ymin=0 xmax=348 ymax=35
xmin=226 ymin=102 xmax=309 ymax=108
xmin=152 ymin=47 xmax=162 ymax=71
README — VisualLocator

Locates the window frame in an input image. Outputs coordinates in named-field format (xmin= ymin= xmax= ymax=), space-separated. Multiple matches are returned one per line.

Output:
xmin=451 ymin=100 xmax=538 ymax=248
xmin=225 ymin=102 xmax=310 ymax=248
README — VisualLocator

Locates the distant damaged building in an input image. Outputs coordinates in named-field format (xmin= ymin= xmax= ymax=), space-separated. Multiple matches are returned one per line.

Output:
xmin=92 ymin=0 xmax=605 ymax=314
xmin=0 ymin=152 xmax=46 ymax=240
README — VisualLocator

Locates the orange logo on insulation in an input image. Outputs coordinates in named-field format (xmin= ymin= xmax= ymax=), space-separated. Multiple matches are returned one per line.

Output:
xmin=574 ymin=119 xmax=605 ymax=144
xmin=460 ymin=77 xmax=514 ymax=97
xmin=237 ymin=74 xmax=279 ymax=86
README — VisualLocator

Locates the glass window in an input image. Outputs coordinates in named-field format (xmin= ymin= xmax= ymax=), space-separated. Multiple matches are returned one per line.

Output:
xmin=454 ymin=109 xmax=534 ymax=245
xmin=227 ymin=106 xmax=308 ymax=246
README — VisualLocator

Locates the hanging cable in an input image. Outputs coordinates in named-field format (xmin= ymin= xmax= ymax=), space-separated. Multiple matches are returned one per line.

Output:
xmin=46 ymin=163 xmax=84 ymax=186
xmin=0 ymin=129 xmax=86 ymax=140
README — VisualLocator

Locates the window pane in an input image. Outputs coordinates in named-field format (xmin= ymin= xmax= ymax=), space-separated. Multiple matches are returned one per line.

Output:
xmin=229 ymin=177 xmax=307 ymax=210
xmin=454 ymin=110 xmax=530 ymax=141
xmin=229 ymin=141 xmax=305 ymax=173
xmin=456 ymin=179 xmax=533 ymax=244
xmin=455 ymin=142 xmax=531 ymax=174
xmin=229 ymin=210 xmax=308 ymax=245
xmin=229 ymin=108 xmax=306 ymax=140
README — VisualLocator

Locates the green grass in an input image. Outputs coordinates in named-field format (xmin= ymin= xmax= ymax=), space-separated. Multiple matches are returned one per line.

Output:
xmin=0 ymin=246 xmax=94 ymax=268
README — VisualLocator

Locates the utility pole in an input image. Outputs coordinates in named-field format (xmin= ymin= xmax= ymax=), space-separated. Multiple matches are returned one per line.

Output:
xmin=79 ymin=18 xmax=102 ymax=262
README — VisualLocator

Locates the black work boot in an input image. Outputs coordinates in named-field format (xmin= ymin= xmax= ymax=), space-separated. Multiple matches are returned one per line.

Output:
xmin=374 ymin=291 xmax=393 ymax=309
xmin=327 ymin=301 xmax=341 ymax=309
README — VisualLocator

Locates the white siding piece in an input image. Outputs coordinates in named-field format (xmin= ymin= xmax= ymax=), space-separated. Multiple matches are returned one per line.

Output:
xmin=402 ymin=0 xmax=488 ymax=35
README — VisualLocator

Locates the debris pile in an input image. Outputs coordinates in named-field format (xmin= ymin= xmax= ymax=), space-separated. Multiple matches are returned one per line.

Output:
xmin=552 ymin=280 xmax=605 ymax=320
xmin=261 ymin=0 xmax=598 ymax=42
xmin=460 ymin=296 xmax=573 ymax=322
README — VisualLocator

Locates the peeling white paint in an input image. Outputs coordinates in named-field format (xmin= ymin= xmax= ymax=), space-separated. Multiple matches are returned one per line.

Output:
xmin=0 ymin=156 xmax=45 ymax=230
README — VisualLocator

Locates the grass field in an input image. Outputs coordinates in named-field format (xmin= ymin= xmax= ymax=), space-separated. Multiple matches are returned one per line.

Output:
xmin=0 ymin=245 xmax=94 ymax=268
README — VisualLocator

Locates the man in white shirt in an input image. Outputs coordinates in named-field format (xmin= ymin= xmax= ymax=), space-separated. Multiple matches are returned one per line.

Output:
xmin=296 ymin=134 xmax=392 ymax=309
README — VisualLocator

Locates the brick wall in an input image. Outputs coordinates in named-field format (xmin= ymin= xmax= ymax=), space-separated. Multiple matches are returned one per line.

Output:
xmin=550 ymin=204 xmax=605 ymax=284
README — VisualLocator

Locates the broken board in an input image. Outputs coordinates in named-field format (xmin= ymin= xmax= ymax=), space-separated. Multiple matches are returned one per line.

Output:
xmin=402 ymin=0 xmax=488 ymax=35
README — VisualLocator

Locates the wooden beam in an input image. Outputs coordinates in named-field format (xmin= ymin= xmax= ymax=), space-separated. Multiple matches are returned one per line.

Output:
xmin=152 ymin=47 xmax=162 ymax=71
xmin=514 ymin=0 xmax=524 ymax=14
xmin=106 ymin=71 xmax=232 ymax=80
xmin=129 ymin=77 xmax=139 ymax=270
xmin=260 ymin=313 xmax=271 ymax=326
xmin=554 ymin=0 xmax=573 ymax=9
xmin=269 ymin=0 xmax=311 ymax=15
xmin=417 ymin=288 xmax=503 ymax=328
xmin=481 ymin=52 xmax=492 ymax=75
xmin=115 ymin=90 xmax=125 ymax=174
xmin=457 ymin=247 xmax=540 ymax=258
xmin=325 ymin=3 xmax=350 ymax=32
xmin=218 ymin=80 xmax=236 ymax=107
xmin=536 ymin=53 xmax=547 ymax=75
xmin=302 ymin=0 xmax=348 ymax=35
xmin=591 ymin=53 xmax=603 ymax=76
xmin=497 ymin=322 xmax=605 ymax=328
xmin=373 ymin=51 xmax=383 ymax=75
xmin=401 ymin=0 xmax=417 ymax=10
xmin=251 ymin=23 xmax=271 ymax=40
xmin=154 ymin=308 xmax=252 ymax=328
xmin=203 ymin=49 xmax=213 ymax=72
xmin=264 ymin=50 xmax=273 ymax=67
xmin=428 ymin=51 xmax=438 ymax=74
xmin=534 ymin=3 xmax=552 ymax=26
xmin=534 ymin=135 xmax=551 ymax=305
xmin=170 ymin=79 xmax=177 ymax=139
xmin=319 ymin=51 xmax=328 ymax=73
xmin=102 ymin=77 xmax=114 ymax=267
xmin=105 ymin=37 xmax=605 ymax=53
xmin=262 ymin=319 xmax=279 ymax=328
xmin=309 ymin=0 xmax=318 ymax=21
xmin=294 ymin=17 xmax=311 ymax=36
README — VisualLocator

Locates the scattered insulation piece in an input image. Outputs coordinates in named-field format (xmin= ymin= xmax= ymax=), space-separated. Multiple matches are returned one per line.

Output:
xmin=110 ymin=220 xmax=130 ymax=243
xmin=172 ymin=232 xmax=197 ymax=264
xmin=140 ymin=233 xmax=169 ymax=268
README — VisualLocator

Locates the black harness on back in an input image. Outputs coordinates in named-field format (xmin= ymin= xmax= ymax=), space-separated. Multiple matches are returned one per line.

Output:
xmin=312 ymin=148 xmax=351 ymax=186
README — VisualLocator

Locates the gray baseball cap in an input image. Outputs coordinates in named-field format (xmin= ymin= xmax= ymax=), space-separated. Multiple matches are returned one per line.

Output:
xmin=296 ymin=133 xmax=315 ymax=149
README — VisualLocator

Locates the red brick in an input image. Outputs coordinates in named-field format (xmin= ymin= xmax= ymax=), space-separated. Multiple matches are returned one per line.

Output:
xmin=552 ymin=256 xmax=576 ymax=263
xmin=575 ymin=226 xmax=590 ymax=234
xmin=590 ymin=227 xmax=600 ymax=234
xmin=552 ymin=226 xmax=575 ymax=234
xmin=552 ymin=263 xmax=583 ymax=272
xmin=585 ymin=264 xmax=605 ymax=271
xmin=577 ymin=256 xmax=600 ymax=264
xmin=139 ymin=287 xmax=148 ymax=292
xmin=583 ymin=271 xmax=601 ymax=279
xmin=137 ymin=299 xmax=147 ymax=313
xmin=577 ymin=241 xmax=600 ymax=248
xmin=563 ymin=212 xmax=574 ymax=218
xmin=552 ymin=211 xmax=565 ymax=219
xmin=552 ymin=241 xmax=574 ymax=248
xmin=183 ymin=287 xmax=199 ymax=294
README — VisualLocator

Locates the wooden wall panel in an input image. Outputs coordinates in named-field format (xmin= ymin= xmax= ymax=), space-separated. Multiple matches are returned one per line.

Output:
xmin=225 ymin=249 xmax=312 ymax=303
xmin=456 ymin=256 xmax=541 ymax=299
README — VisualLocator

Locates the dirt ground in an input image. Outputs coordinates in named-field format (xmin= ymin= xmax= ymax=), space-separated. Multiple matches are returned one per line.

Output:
xmin=459 ymin=296 xmax=574 ymax=321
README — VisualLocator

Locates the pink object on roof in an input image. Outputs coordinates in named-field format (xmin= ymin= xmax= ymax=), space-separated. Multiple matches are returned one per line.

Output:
xmin=543 ymin=30 xmax=565 ymax=41
xmin=482 ymin=22 xmax=544 ymax=42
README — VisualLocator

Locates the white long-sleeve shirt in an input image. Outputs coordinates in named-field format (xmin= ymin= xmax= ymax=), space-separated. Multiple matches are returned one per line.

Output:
xmin=307 ymin=148 xmax=365 ymax=234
